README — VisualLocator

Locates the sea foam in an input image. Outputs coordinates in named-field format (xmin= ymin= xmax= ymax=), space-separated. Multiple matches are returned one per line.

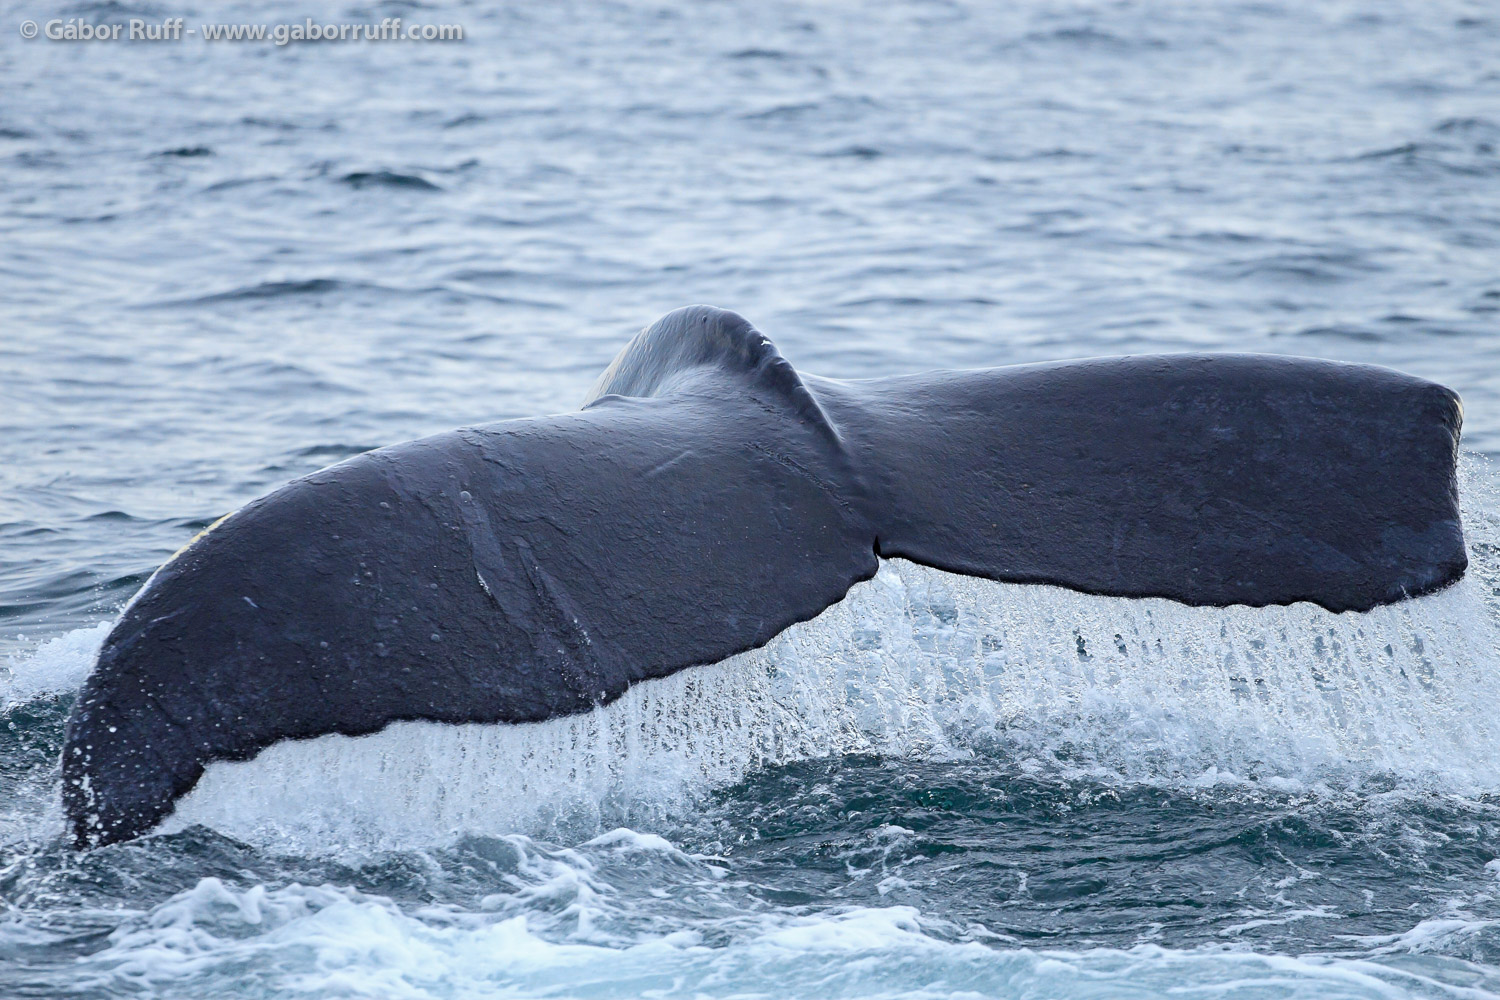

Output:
xmin=0 ymin=620 xmax=110 ymax=711
xmin=74 ymin=857 xmax=1496 ymax=1000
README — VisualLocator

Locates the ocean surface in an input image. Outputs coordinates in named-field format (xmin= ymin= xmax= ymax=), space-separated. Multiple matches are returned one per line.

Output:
xmin=4 ymin=0 xmax=1500 ymax=996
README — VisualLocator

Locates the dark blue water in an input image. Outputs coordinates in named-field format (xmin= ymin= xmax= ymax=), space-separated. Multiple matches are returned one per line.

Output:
xmin=5 ymin=1 xmax=1500 ymax=996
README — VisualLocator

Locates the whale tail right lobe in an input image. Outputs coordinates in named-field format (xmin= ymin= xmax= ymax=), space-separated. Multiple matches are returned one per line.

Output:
xmin=810 ymin=353 xmax=1466 ymax=613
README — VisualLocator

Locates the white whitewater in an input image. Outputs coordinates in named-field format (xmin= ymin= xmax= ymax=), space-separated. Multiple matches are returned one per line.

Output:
xmin=168 ymin=521 xmax=1500 ymax=848
xmin=0 ymin=620 xmax=110 ymax=711
xmin=77 ymin=865 xmax=1486 ymax=1000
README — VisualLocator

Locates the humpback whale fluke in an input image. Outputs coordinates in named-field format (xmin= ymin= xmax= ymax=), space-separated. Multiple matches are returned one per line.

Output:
xmin=62 ymin=306 xmax=1467 ymax=847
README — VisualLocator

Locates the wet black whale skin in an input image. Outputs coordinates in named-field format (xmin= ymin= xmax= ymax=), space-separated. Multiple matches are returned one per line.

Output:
xmin=62 ymin=306 xmax=1466 ymax=847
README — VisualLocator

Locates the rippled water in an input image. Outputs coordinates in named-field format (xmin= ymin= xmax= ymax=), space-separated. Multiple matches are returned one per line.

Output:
xmin=5 ymin=0 xmax=1500 ymax=996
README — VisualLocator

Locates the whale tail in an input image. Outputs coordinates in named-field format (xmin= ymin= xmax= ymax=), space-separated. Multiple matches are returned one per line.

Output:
xmin=63 ymin=307 xmax=1465 ymax=847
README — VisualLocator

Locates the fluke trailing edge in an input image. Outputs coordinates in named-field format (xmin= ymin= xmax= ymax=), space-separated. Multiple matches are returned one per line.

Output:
xmin=63 ymin=306 xmax=1467 ymax=847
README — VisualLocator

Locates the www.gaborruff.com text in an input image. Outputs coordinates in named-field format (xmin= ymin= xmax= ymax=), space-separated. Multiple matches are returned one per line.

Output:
xmin=21 ymin=18 xmax=465 ymax=45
